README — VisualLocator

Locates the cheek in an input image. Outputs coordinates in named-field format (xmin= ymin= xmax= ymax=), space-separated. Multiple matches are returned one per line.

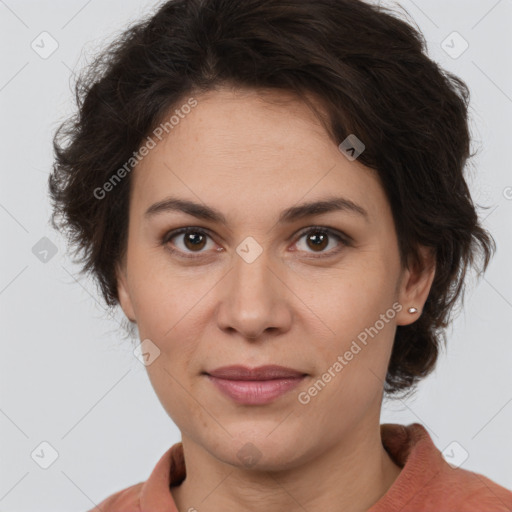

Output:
xmin=127 ymin=258 xmax=220 ymax=395
xmin=295 ymin=260 xmax=398 ymax=387
xmin=130 ymin=269 xmax=210 ymax=427
xmin=295 ymin=276 xmax=397 ymax=426
xmin=127 ymin=243 xmax=210 ymax=339
xmin=298 ymin=258 xmax=397 ymax=335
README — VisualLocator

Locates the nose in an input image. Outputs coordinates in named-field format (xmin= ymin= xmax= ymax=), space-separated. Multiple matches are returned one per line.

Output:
xmin=215 ymin=246 xmax=292 ymax=341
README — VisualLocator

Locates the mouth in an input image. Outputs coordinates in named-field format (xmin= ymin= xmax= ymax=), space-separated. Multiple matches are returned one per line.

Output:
xmin=203 ymin=365 xmax=308 ymax=405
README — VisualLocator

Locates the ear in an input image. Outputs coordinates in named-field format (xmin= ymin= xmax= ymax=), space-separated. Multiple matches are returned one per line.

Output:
xmin=115 ymin=261 xmax=137 ymax=323
xmin=396 ymin=245 xmax=436 ymax=326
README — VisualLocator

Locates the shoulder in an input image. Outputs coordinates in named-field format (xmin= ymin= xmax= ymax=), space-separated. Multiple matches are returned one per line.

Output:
xmin=429 ymin=465 xmax=512 ymax=511
xmin=84 ymin=442 xmax=183 ymax=512
xmin=86 ymin=481 xmax=144 ymax=512
xmin=435 ymin=464 xmax=512 ymax=512
xmin=439 ymin=464 xmax=512 ymax=512
xmin=376 ymin=423 xmax=512 ymax=511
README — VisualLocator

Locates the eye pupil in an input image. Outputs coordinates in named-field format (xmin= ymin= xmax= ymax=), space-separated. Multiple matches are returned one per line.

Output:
xmin=184 ymin=232 xmax=206 ymax=251
xmin=307 ymin=231 xmax=328 ymax=251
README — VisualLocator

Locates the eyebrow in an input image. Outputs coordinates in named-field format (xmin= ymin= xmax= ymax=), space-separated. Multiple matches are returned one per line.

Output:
xmin=144 ymin=195 xmax=369 ymax=224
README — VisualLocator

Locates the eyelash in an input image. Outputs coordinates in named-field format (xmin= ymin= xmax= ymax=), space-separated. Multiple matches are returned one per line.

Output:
xmin=161 ymin=226 xmax=351 ymax=260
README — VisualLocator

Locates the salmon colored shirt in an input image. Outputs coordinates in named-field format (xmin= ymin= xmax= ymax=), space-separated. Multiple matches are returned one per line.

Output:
xmin=89 ymin=423 xmax=512 ymax=511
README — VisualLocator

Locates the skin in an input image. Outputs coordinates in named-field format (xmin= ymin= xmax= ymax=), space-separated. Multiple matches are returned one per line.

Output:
xmin=116 ymin=86 xmax=436 ymax=512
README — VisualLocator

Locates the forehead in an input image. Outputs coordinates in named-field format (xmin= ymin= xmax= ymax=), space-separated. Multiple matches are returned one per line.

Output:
xmin=130 ymin=87 xmax=387 ymax=225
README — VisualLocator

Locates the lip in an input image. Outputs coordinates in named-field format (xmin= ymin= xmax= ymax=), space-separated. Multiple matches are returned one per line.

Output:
xmin=205 ymin=365 xmax=307 ymax=405
xmin=207 ymin=365 xmax=306 ymax=380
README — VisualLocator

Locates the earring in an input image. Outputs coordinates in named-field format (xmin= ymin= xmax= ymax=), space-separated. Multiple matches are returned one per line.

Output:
xmin=408 ymin=307 xmax=418 ymax=314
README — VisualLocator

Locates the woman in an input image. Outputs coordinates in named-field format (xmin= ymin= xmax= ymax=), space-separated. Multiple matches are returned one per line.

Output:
xmin=48 ymin=0 xmax=512 ymax=510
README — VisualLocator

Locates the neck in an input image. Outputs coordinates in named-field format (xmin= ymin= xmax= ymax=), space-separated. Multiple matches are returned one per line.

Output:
xmin=171 ymin=418 xmax=401 ymax=512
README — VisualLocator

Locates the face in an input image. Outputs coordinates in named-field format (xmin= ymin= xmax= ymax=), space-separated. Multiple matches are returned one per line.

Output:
xmin=116 ymin=87 xmax=434 ymax=470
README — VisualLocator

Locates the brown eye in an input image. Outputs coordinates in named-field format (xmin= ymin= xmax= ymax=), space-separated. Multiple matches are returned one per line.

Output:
xmin=162 ymin=226 xmax=349 ymax=260
xmin=305 ymin=230 xmax=329 ymax=252
xmin=163 ymin=228 xmax=215 ymax=258
xmin=294 ymin=227 xmax=348 ymax=257
xmin=182 ymin=231 xmax=207 ymax=251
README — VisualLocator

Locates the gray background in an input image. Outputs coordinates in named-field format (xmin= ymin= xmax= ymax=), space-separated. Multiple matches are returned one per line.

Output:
xmin=1 ymin=0 xmax=511 ymax=510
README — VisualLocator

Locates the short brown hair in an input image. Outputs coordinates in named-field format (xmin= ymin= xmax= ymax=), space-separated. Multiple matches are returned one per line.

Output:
xmin=49 ymin=0 xmax=496 ymax=395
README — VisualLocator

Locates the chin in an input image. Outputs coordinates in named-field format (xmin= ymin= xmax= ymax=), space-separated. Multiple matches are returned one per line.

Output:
xmin=205 ymin=427 xmax=308 ymax=472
